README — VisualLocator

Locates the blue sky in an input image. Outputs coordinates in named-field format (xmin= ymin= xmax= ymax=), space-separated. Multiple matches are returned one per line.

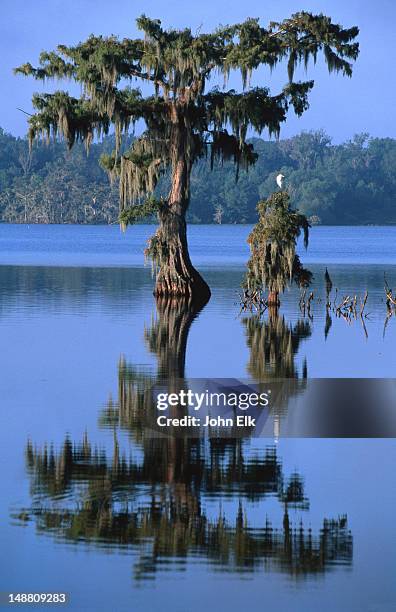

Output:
xmin=2 ymin=0 xmax=395 ymax=142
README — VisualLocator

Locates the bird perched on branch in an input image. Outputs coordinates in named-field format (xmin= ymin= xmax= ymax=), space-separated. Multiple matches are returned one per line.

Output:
xmin=276 ymin=173 xmax=285 ymax=189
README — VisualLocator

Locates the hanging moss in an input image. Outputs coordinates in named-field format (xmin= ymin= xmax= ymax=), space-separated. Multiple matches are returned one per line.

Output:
xmin=119 ymin=196 xmax=163 ymax=230
xmin=16 ymin=12 xmax=359 ymax=212
xmin=244 ymin=191 xmax=312 ymax=295
xmin=15 ymin=12 xmax=358 ymax=297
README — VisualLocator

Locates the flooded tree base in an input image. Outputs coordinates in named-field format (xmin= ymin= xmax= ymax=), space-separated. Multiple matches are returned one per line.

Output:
xmin=154 ymin=270 xmax=211 ymax=300
xmin=147 ymin=209 xmax=211 ymax=301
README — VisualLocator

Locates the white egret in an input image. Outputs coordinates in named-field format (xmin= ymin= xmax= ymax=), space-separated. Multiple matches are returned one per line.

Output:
xmin=276 ymin=173 xmax=285 ymax=189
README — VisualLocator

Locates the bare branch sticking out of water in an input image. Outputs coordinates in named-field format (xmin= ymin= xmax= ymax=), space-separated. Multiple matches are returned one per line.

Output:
xmin=383 ymin=274 xmax=396 ymax=336
xmin=239 ymin=289 xmax=268 ymax=316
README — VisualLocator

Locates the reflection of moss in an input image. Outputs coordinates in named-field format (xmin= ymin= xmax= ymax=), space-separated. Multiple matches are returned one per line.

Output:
xmin=243 ymin=314 xmax=311 ymax=379
xmin=99 ymin=296 xmax=205 ymax=442
xmin=19 ymin=436 xmax=352 ymax=580
xmin=26 ymin=437 xmax=287 ymax=500
xmin=99 ymin=358 xmax=157 ymax=444
xmin=27 ymin=504 xmax=352 ymax=580
xmin=242 ymin=313 xmax=311 ymax=428
xmin=16 ymin=297 xmax=352 ymax=582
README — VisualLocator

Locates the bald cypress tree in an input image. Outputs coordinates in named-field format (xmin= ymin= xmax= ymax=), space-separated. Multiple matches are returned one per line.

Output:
xmin=244 ymin=191 xmax=312 ymax=306
xmin=15 ymin=13 xmax=358 ymax=299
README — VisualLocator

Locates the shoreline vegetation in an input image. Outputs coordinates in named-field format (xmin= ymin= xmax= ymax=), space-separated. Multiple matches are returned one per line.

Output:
xmin=1 ymin=129 xmax=395 ymax=227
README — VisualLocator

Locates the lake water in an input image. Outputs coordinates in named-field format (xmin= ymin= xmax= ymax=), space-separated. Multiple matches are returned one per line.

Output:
xmin=0 ymin=224 xmax=395 ymax=611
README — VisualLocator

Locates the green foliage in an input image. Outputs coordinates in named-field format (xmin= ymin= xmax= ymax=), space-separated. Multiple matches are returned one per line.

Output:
xmin=14 ymin=12 xmax=359 ymax=218
xmin=119 ymin=196 xmax=162 ymax=228
xmin=244 ymin=191 xmax=312 ymax=294
xmin=1 ymin=129 xmax=396 ymax=225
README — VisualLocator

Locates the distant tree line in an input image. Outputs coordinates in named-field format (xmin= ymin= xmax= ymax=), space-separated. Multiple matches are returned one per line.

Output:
xmin=0 ymin=127 xmax=395 ymax=225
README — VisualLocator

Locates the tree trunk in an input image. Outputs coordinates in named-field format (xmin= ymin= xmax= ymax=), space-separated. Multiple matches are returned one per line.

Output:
xmin=153 ymin=207 xmax=210 ymax=299
xmin=268 ymin=291 xmax=280 ymax=307
xmin=149 ymin=107 xmax=211 ymax=301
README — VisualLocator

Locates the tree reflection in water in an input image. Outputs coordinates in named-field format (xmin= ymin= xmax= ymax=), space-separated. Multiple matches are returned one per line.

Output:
xmin=15 ymin=299 xmax=352 ymax=581
xmin=243 ymin=309 xmax=312 ymax=438
xmin=243 ymin=312 xmax=311 ymax=381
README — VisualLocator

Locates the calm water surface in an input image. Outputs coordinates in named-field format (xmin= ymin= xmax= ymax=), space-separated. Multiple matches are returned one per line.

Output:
xmin=0 ymin=225 xmax=395 ymax=611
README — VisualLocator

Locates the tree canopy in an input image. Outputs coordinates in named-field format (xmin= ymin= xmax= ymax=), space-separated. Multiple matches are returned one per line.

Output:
xmin=15 ymin=13 xmax=359 ymax=218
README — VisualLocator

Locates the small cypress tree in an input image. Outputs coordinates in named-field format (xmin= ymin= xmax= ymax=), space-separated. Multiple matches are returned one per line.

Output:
xmin=244 ymin=191 xmax=312 ymax=305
